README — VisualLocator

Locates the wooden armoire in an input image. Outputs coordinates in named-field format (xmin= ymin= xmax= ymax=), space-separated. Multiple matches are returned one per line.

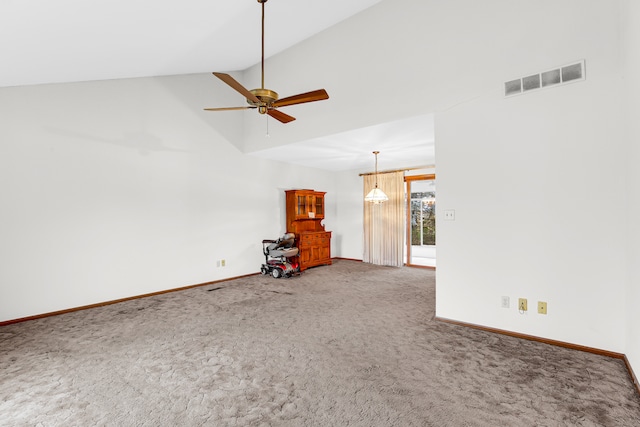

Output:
xmin=285 ymin=189 xmax=332 ymax=271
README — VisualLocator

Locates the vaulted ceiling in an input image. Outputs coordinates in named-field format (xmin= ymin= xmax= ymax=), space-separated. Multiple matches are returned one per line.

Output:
xmin=1 ymin=0 xmax=383 ymax=88
xmin=1 ymin=0 xmax=433 ymax=173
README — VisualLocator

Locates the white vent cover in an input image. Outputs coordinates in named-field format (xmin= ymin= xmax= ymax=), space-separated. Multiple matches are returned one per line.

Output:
xmin=505 ymin=60 xmax=585 ymax=97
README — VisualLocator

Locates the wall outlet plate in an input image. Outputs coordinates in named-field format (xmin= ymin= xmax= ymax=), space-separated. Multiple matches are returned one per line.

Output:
xmin=518 ymin=298 xmax=528 ymax=311
xmin=538 ymin=301 xmax=547 ymax=314
xmin=501 ymin=296 xmax=510 ymax=308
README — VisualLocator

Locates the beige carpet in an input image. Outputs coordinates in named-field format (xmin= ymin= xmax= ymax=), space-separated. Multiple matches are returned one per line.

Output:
xmin=1 ymin=260 xmax=639 ymax=426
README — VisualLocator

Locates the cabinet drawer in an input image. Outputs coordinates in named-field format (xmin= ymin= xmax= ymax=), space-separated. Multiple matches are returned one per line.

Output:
xmin=299 ymin=234 xmax=314 ymax=246
xmin=299 ymin=232 xmax=329 ymax=243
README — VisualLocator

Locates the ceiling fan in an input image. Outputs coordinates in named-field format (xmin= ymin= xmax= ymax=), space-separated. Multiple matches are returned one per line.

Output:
xmin=204 ymin=0 xmax=329 ymax=124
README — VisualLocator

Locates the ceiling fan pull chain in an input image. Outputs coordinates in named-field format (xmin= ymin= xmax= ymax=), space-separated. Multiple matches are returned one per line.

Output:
xmin=266 ymin=115 xmax=270 ymax=138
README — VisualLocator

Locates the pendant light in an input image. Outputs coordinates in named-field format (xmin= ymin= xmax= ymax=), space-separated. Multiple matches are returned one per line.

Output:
xmin=365 ymin=151 xmax=389 ymax=203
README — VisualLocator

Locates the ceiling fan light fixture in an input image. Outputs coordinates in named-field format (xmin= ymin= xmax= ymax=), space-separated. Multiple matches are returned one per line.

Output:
xmin=365 ymin=151 xmax=388 ymax=204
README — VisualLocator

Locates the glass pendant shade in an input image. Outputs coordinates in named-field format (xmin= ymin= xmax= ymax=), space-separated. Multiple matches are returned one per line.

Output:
xmin=365 ymin=151 xmax=388 ymax=203
xmin=365 ymin=187 xmax=389 ymax=203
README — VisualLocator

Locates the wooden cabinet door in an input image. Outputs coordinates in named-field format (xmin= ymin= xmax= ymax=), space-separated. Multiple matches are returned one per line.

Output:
xmin=295 ymin=194 xmax=308 ymax=219
xmin=299 ymin=246 xmax=311 ymax=265
xmin=318 ymin=243 xmax=330 ymax=261
xmin=313 ymin=195 xmax=324 ymax=218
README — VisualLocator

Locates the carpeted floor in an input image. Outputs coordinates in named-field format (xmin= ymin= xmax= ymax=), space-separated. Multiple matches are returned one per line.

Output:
xmin=1 ymin=260 xmax=639 ymax=426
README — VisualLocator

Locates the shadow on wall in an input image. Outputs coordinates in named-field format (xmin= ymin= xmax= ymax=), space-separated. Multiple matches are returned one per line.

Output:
xmin=43 ymin=126 xmax=187 ymax=156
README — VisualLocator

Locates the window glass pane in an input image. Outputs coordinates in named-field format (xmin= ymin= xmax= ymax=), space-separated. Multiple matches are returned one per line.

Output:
xmin=408 ymin=179 xmax=436 ymax=267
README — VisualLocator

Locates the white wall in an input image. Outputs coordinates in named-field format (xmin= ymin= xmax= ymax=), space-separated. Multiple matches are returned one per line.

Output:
xmin=332 ymin=171 xmax=364 ymax=260
xmin=0 ymin=74 xmax=338 ymax=322
xmin=432 ymin=1 xmax=627 ymax=352
xmin=622 ymin=0 xmax=640 ymax=375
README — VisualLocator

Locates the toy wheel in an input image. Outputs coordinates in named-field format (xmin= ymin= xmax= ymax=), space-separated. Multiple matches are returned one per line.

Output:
xmin=271 ymin=268 xmax=282 ymax=279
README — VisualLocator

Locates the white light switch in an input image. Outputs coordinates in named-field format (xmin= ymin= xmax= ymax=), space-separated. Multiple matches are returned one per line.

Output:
xmin=444 ymin=209 xmax=456 ymax=221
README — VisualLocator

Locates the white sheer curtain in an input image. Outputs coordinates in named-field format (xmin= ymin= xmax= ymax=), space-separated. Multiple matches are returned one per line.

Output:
xmin=363 ymin=171 xmax=405 ymax=267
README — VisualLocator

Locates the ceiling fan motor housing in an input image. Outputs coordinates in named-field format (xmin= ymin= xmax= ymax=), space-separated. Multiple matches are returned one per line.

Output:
xmin=248 ymin=88 xmax=278 ymax=114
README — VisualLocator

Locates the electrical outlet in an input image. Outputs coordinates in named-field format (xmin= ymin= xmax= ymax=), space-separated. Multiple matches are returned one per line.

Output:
xmin=221 ymin=259 xmax=226 ymax=267
xmin=444 ymin=209 xmax=456 ymax=221
xmin=538 ymin=301 xmax=547 ymax=314
xmin=501 ymin=296 xmax=510 ymax=308
xmin=518 ymin=298 xmax=528 ymax=312
xmin=216 ymin=260 xmax=220 ymax=267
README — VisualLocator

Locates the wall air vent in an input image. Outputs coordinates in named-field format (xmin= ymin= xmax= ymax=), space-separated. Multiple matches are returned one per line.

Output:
xmin=504 ymin=60 xmax=585 ymax=97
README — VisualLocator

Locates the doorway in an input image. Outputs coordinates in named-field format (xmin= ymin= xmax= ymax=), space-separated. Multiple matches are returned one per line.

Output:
xmin=405 ymin=174 xmax=436 ymax=267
